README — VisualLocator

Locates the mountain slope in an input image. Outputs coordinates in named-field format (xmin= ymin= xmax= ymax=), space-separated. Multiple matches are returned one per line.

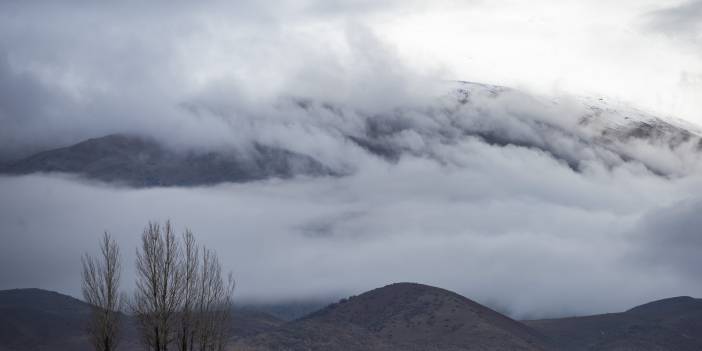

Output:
xmin=524 ymin=296 xmax=702 ymax=351
xmin=3 ymin=287 xmax=702 ymax=350
xmin=0 ymin=289 xmax=92 ymax=351
xmin=0 ymin=288 xmax=283 ymax=351
xmin=0 ymin=134 xmax=335 ymax=187
xmin=235 ymin=282 xmax=550 ymax=351
xmin=231 ymin=308 xmax=286 ymax=338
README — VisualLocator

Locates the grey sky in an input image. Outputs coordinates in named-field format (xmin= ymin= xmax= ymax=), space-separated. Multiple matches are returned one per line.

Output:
xmin=646 ymin=0 xmax=702 ymax=45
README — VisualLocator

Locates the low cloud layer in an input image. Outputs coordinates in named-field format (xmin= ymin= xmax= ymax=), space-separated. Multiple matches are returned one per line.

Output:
xmin=2 ymin=131 xmax=702 ymax=318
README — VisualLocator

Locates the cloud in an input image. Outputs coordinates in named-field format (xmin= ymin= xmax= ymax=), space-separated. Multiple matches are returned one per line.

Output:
xmin=2 ymin=0 xmax=702 ymax=321
xmin=644 ymin=0 xmax=702 ymax=49
xmin=632 ymin=197 xmax=702 ymax=279
xmin=3 ymin=0 xmax=702 ymax=161
xmin=1 ymin=125 xmax=701 ymax=319
xmin=0 ymin=54 xmax=73 ymax=157
xmin=0 ymin=0 xmax=446 ymax=161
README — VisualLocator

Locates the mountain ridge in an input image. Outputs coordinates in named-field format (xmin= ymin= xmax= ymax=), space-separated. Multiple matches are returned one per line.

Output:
xmin=0 ymin=134 xmax=335 ymax=187
xmin=2 ymin=286 xmax=702 ymax=350
xmin=234 ymin=282 xmax=550 ymax=351
xmin=524 ymin=296 xmax=702 ymax=351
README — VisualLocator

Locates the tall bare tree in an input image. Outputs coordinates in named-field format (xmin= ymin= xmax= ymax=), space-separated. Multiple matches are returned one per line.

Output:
xmin=177 ymin=229 xmax=200 ymax=351
xmin=132 ymin=221 xmax=235 ymax=351
xmin=82 ymin=232 xmax=122 ymax=351
xmin=195 ymin=248 xmax=235 ymax=351
xmin=133 ymin=221 xmax=184 ymax=351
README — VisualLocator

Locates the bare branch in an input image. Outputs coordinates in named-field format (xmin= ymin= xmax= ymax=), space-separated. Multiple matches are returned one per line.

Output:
xmin=82 ymin=232 xmax=122 ymax=351
xmin=131 ymin=221 xmax=235 ymax=351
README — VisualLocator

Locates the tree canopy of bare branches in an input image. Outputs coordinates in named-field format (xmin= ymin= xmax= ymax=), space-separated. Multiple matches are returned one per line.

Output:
xmin=132 ymin=221 xmax=235 ymax=351
xmin=82 ymin=232 xmax=122 ymax=351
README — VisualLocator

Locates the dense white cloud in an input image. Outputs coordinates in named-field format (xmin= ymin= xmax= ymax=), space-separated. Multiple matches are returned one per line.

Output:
xmin=2 ymin=134 xmax=702 ymax=318
xmin=382 ymin=0 xmax=702 ymax=122
xmin=1 ymin=0 xmax=702 ymax=159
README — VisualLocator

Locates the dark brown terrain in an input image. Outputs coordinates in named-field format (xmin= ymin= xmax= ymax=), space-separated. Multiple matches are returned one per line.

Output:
xmin=0 ymin=288 xmax=282 ymax=351
xmin=525 ymin=296 xmax=702 ymax=351
xmin=234 ymin=282 xmax=550 ymax=351
xmin=0 ymin=288 xmax=92 ymax=351
xmin=2 ymin=285 xmax=702 ymax=350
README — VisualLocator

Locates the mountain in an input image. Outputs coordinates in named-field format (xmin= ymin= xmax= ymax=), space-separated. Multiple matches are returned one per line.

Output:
xmin=235 ymin=300 xmax=331 ymax=322
xmin=234 ymin=282 xmax=550 ymax=351
xmin=2 ymin=82 xmax=701 ymax=187
xmin=343 ymin=82 xmax=702 ymax=175
xmin=0 ymin=288 xmax=283 ymax=351
xmin=229 ymin=308 xmax=286 ymax=338
xmin=0 ymin=285 xmax=551 ymax=351
xmin=524 ymin=296 xmax=702 ymax=350
xmin=0 ymin=288 xmax=92 ymax=351
xmin=0 ymin=288 xmax=146 ymax=351
xmin=3 ymin=286 xmax=702 ymax=350
xmin=0 ymin=134 xmax=335 ymax=187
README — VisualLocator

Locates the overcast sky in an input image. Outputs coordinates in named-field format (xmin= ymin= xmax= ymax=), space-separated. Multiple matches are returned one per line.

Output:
xmin=2 ymin=0 xmax=702 ymax=319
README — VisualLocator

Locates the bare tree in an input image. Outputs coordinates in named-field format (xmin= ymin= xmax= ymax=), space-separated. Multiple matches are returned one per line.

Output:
xmin=177 ymin=229 xmax=199 ymax=351
xmin=195 ymin=248 xmax=235 ymax=351
xmin=132 ymin=221 xmax=235 ymax=351
xmin=82 ymin=232 xmax=122 ymax=351
xmin=133 ymin=221 xmax=184 ymax=351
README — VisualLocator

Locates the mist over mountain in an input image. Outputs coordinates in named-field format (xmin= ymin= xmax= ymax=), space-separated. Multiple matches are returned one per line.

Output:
xmin=3 ymin=79 xmax=702 ymax=319
xmin=3 ymin=82 xmax=701 ymax=187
